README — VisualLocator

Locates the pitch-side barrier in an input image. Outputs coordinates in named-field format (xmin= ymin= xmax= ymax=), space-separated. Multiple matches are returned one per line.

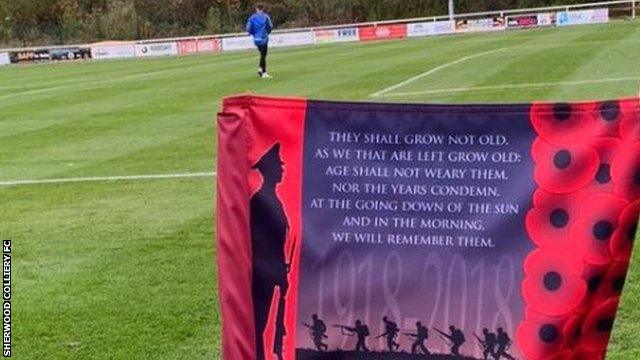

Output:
xmin=0 ymin=0 xmax=636 ymax=66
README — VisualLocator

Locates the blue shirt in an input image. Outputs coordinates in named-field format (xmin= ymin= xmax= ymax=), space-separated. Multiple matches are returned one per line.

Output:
xmin=246 ymin=12 xmax=273 ymax=46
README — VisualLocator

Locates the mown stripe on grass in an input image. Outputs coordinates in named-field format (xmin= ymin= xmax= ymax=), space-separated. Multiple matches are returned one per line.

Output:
xmin=0 ymin=172 xmax=216 ymax=186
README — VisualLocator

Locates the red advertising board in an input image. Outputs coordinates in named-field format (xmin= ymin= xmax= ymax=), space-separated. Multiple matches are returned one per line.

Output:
xmin=178 ymin=38 xmax=221 ymax=54
xmin=198 ymin=38 xmax=222 ymax=52
xmin=179 ymin=40 xmax=199 ymax=54
xmin=358 ymin=24 xmax=407 ymax=41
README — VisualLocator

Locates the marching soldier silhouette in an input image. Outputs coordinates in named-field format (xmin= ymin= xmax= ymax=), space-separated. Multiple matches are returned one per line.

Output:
xmin=250 ymin=144 xmax=292 ymax=360
xmin=404 ymin=321 xmax=430 ymax=355
xmin=375 ymin=316 xmax=401 ymax=352
xmin=435 ymin=325 xmax=466 ymax=356
xmin=474 ymin=328 xmax=497 ymax=360
xmin=302 ymin=314 xmax=328 ymax=352
xmin=334 ymin=320 xmax=370 ymax=352
xmin=495 ymin=328 xmax=516 ymax=360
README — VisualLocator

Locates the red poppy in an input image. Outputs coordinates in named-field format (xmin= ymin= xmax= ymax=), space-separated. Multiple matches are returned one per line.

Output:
xmin=532 ymin=138 xmax=600 ymax=194
xmin=578 ymin=138 xmax=621 ymax=194
xmin=517 ymin=309 xmax=569 ymax=359
xmin=526 ymin=190 xmax=583 ymax=249
xmin=611 ymin=141 xmax=640 ymax=200
xmin=581 ymin=263 xmax=611 ymax=300
xmin=570 ymin=194 xmax=628 ymax=265
xmin=581 ymin=297 xmax=620 ymax=351
xmin=562 ymin=311 xmax=587 ymax=349
xmin=617 ymin=98 xmax=640 ymax=142
xmin=523 ymin=249 xmax=587 ymax=316
xmin=593 ymin=262 xmax=629 ymax=303
xmin=610 ymin=200 xmax=639 ymax=262
xmin=593 ymin=101 xmax=627 ymax=137
xmin=531 ymin=102 xmax=597 ymax=145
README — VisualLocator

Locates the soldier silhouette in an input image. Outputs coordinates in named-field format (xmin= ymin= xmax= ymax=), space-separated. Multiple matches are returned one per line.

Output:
xmin=494 ymin=328 xmax=516 ymax=360
xmin=436 ymin=325 xmax=465 ymax=356
xmin=250 ymin=143 xmax=290 ymax=360
xmin=303 ymin=314 xmax=328 ymax=352
xmin=376 ymin=316 xmax=400 ymax=352
xmin=339 ymin=320 xmax=370 ymax=352
xmin=475 ymin=328 xmax=497 ymax=360
xmin=405 ymin=321 xmax=430 ymax=355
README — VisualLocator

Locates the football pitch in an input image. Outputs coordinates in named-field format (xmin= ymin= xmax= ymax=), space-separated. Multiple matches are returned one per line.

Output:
xmin=2 ymin=20 xmax=640 ymax=359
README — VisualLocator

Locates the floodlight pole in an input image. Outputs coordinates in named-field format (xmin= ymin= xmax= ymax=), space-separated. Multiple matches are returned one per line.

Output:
xmin=448 ymin=0 xmax=455 ymax=20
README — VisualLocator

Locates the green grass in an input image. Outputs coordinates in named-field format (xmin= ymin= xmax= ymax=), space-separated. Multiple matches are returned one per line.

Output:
xmin=1 ymin=21 xmax=640 ymax=359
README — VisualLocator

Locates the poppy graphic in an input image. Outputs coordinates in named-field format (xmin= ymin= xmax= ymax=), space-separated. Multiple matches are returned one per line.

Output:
xmin=611 ymin=141 xmax=640 ymax=200
xmin=617 ymin=98 xmax=640 ymax=142
xmin=517 ymin=309 xmax=568 ymax=359
xmin=523 ymin=249 xmax=587 ymax=316
xmin=593 ymin=101 xmax=626 ymax=138
xmin=532 ymin=138 xmax=600 ymax=194
xmin=610 ymin=200 xmax=639 ymax=262
xmin=526 ymin=190 xmax=583 ymax=249
xmin=531 ymin=102 xmax=597 ymax=145
xmin=571 ymin=194 xmax=629 ymax=265
xmin=579 ymin=138 xmax=621 ymax=194
xmin=562 ymin=311 xmax=586 ymax=349
xmin=581 ymin=297 xmax=620 ymax=351
xmin=593 ymin=262 xmax=629 ymax=303
xmin=582 ymin=263 xmax=611 ymax=299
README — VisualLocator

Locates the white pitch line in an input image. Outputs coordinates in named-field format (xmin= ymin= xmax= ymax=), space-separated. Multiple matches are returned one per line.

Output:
xmin=0 ymin=171 xmax=216 ymax=187
xmin=370 ymin=48 xmax=506 ymax=97
xmin=377 ymin=76 xmax=640 ymax=97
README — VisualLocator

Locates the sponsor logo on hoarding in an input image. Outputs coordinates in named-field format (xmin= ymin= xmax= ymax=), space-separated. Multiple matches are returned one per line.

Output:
xmin=222 ymin=36 xmax=255 ymax=51
xmin=557 ymin=8 xmax=609 ymax=26
xmin=359 ymin=24 xmax=407 ymax=41
xmin=314 ymin=30 xmax=335 ymax=43
xmin=375 ymin=26 xmax=391 ymax=38
xmin=179 ymin=40 xmax=199 ymax=54
xmin=507 ymin=15 xmax=539 ymax=28
xmin=270 ymin=31 xmax=315 ymax=47
xmin=537 ymin=13 xmax=554 ymax=26
xmin=198 ymin=38 xmax=222 ymax=52
xmin=11 ymin=50 xmax=51 ymax=63
xmin=314 ymin=28 xmax=359 ymax=43
xmin=337 ymin=28 xmax=358 ymax=39
xmin=135 ymin=42 xmax=178 ymax=57
xmin=456 ymin=17 xmax=505 ymax=33
xmin=91 ymin=44 xmax=136 ymax=60
xmin=178 ymin=38 xmax=221 ymax=54
xmin=407 ymin=20 xmax=456 ymax=37
xmin=0 ymin=52 xmax=10 ymax=66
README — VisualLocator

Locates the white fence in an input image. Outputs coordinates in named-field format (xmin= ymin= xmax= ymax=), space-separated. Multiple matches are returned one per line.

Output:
xmin=0 ymin=0 xmax=637 ymax=65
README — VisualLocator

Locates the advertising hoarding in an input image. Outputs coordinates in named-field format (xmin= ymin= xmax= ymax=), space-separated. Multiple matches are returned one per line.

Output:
xmin=359 ymin=24 xmax=408 ymax=41
xmin=557 ymin=8 xmax=609 ymax=26
xmin=178 ymin=38 xmax=222 ymax=54
xmin=407 ymin=20 xmax=456 ymax=37
xmin=314 ymin=28 xmax=359 ymax=43
xmin=456 ymin=17 xmax=506 ymax=32
xmin=270 ymin=31 xmax=315 ymax=48
xmin=222 ymin=36 xmax=255 ymax=51
xmin=0 ymin=52 xmax=10 ymax=66
xmin=134 ymin=42 xmax=179 ymax=57
xmin=91 ymin=43 xmax=136 ymax=60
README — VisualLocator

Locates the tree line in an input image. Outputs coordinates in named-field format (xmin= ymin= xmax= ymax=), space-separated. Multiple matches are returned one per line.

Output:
xmin=0 ymin=0 xmax=598 ymax=47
